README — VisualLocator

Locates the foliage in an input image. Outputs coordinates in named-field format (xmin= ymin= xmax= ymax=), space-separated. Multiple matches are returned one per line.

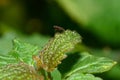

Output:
xmin=66 ymin=73 xmax=102 ymax=80
xmin=0 ymin=29 xmax=116 ymax=80
xmin=56 ymin=0 xmax=120 ymax=46
xmin=0 ymin=63 xmax=40 ymax=80
xmin=0 ymin=0 xmax=120 ymax=79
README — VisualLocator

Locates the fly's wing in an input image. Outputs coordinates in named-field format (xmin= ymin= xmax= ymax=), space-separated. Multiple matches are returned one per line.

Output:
xmin=36 ymin=30 xmax=82 ymax=72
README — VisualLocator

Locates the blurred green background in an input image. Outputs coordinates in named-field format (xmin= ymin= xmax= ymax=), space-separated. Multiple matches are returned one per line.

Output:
xmin=0 ymin=0 xmax=120 ymax=80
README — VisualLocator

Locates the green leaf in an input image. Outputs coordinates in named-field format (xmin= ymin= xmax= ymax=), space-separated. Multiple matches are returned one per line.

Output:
xmin=0 ymin=62 xmax=40 ymax=80
xmin=9 ymin=39 xmax=39 ymax=66
xmin=34 ymin=30 xmax=81 ymax=72
xmin=51 ymin=68 xmax=61 ymax=80
xmin=0 ymin=31 xmax=49 ymax=55
xmin=0 ymin=55 xmax=17 ymax=66
xmin=56 ymin=0 xmax=120 ymax=45
xmin=66 ymin=73 xmax=102 ymax=80
xmin=66 ymin=52 xmax=116 ymax=77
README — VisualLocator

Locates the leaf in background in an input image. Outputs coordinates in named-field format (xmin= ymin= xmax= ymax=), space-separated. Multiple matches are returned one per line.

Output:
xmin=66 ymin=73 xmax=102 ymax=80
xmin=0 ymin=32 xmax=16 ymax=55
xmin=104 ymin=65 xmax=120 ymax=80
xmin=9 ymin=39 xmax=39 ymax=66
xmin=0 ymin=62 xmax=41 ymax=80
xmin=51 ymin=68 xmax=61 ymax=80
xmin=56 ymin=0 xmax=120 ymax=46
xmin=34 ymin=30 xmax=82 ymax=72
xmin=65 ymin=52 xmax=116 ymax=77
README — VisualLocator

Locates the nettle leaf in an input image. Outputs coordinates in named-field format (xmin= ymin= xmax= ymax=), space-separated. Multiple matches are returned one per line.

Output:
xmin=66 ymin=73 xmax=102 ymax=80
xmin=34 ymin=30 xmax=81 ymax=72
xmin=66 ymin=52 xmax=117 ymax=77
xmin=0 ymin=62 xmax=41 ymax=80
xmin=9 ymin=39 xmax=39 ymax=66
xmin=0 ymin=31 xmax=49 ymax=55
xmin=0 ymin=55 xmax=17 ymax=66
